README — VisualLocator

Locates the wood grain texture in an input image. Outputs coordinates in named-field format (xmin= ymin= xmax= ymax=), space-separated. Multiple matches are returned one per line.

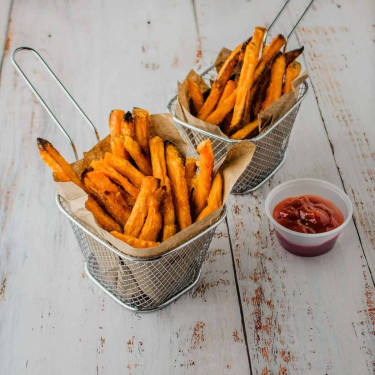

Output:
xmin=193 ymin=0 xmax=375 ymax=373
xmin=292 ymin=0 xmax=375 ymax=275
xmin=0 ymin=0 xmax=12 ymax=78
xmin=1 ymin=0 xmax=375 ymax=374
xmin=0 ymin=0 xmax=249 ymax=374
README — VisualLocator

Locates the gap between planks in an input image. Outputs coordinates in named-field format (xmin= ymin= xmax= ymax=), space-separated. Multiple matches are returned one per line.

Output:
xmin=225 ymin=217 xmax=253 ymax=375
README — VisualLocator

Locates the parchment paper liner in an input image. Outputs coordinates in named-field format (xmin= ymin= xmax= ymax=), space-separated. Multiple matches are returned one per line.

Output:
xmin=55 ymin=113 xmax=254 ymax=305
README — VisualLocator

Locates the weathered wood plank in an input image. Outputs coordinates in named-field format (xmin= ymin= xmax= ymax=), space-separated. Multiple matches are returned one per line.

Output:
xmin=0 ymin=0 xmax=250 ymax=374
xmin=292 ymin=0 xmax=375 ymax=276
xmin=193 ymin=0 xmax=375 ymax=373
xmin=0 ymin=0 xmax=12 ymax=77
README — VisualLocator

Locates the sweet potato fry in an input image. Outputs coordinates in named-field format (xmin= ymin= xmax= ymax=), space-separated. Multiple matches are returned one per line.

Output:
xmin=84 ymin=176 xmax=127 ymax=229
xmin=205 ymin=88 xmax=237 ymax=125
xmin=124 ymin=177 xmax=159 ymax=237
xmin=231 ymin=28 xmax=265 ymax=129
xmin=198 ymin=44 xmax=242 ymax=121
xmin=85 ymin=196 xmax=122 ymax=232
xmin=121 ymin=111 xmax=135 ymax=138
xmin=149 ymin=136 xmax=167 ymax=184
xmin=139 ymin=186 xmax=166 ymax=241
xmin=284 ymin=46 xmax=304 ymax=66
xmin=243 ymin=63 xmax=272 ymax=123
xmin=122 ymin=191 xmax=136 ymax=207
xmin=109 ymin=110 xmax=125 ymax=137
xmin=185 ymin=157 xmax=197 ymax=194
xmin=261 ymin=44 xmax=269 ymax=57
xmin=84 ymin=175 xmax=128 ymax=225
xmin=37 ymin=145 xmax=70 ymax=182
xmin=217 ymin=80 xmax=236 ymax=107
xmin=86 ymin=171 xmax=131 ymax=226
xmin=133 ymin=107 xmax=150 ymax=156
xmin=230 ymin=119 xmax=259 ymax=140
xmin=242 ymin=82 xmax=259 ymax=124
xmin=84 ymin=175 xmax=104 ymax=201
xmin=124 ymin=136 xmax=152 ymax=176
xmin=104 ymin=152 xmax=145 ymax=188
xmin=165 ymin=143 xmax=192 ymax=230
xmin=110 ymin=231 xmax=158 ymax=248
xmin=196 ymin=172 xmax=223 ymax=221
xmin=192 ymin=140 xmax=214 ymax=218
xmin=253 ymin=34 xmax=286 ymax=85
xmin=283 ymin=60 xmax=302 ymax=94
xmin=37 ymin=138 xmax=85 ymax=190
xmin=235 ymin=38 xmax=251 ymax=84
xmin=252 ymin=68 xmax=271 ymax=119
xmin=91 ymin=159 xmax=139 ymax=198
xmin=222 ymin=110 xmax=233 ymax=136
xmin=162 ymin=179 xmax=177 ymax=241
xmin=262 ymin=54 xmax=286 ymax=110
xmin=111 ymin=134 xmax=128 ymax=160
xmin=148 ymin=136 xmax=177 ymax=240
xmin=188 ymin=79 xmax=204 ymax=115
xmin=251 ymin=26 xmax=267 ymax=53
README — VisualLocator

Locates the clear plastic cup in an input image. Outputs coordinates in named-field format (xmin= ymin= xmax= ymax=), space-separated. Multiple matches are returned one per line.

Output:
xmin=265 ymin=178 xmax=353 ymax=257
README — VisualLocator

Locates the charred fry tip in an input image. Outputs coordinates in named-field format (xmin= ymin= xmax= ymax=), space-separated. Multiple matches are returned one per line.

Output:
xmin=36 ymin=137 xmax=50 ymax=151
xmin=124 ymin=111 xmax=133 ymax=122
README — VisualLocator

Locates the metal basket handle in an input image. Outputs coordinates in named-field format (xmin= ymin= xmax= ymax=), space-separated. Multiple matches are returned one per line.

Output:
xmin=11 ymin=47 xmax=100 ymax=160
xmin=264 ymin=0 xmax=314 ymax=51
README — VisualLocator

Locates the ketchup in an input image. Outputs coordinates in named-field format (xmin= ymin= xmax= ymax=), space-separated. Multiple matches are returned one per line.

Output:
xmin=273 ymin=195 xmax=344 ymax=234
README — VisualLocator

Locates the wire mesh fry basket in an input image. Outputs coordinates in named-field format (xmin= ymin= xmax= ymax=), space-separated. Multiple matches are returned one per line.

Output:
xmin=168 ymin=0 xmax=312 ymax=194
xmin=168 ymin=77 xmax=308 ymax=194
xmin=12 ymin=47 xmax=227 ymax=312
xmin=57 ymin=195 xmax=227 ymax=312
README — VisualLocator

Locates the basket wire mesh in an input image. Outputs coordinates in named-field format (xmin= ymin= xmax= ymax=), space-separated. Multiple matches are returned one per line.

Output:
xmin=58 ymin=195 xmax=227 ymax=312
xmin=168 ymin=66 xmax=308 ymax=194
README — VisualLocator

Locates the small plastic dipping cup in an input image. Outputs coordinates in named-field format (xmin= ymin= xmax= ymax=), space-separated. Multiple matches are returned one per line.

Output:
xmin=265 ymin=178 xmax=353 ymax=257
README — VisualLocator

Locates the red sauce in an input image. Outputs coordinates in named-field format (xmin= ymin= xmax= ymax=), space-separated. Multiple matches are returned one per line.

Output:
xmin=273 ymin=195 xmax=344 ymax=234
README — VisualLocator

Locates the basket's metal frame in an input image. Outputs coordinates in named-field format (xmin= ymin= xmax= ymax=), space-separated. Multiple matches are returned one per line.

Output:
xmin=12 ymin=46 xmax=228 ymax=312
xmin=263 ymin=0 xmax=314 ymax=52
xmin=168 ymin=79 xmax=308 ymax=194
xmin=56 ymin=194 xmax=227 ymax=313
xmin=85 ymin=263 xmax=202 ymax=313
xmin=57 ymin=194 xmax=227 ymax=312
xmin=167 ymin=0 xmax=313 ymax=194
xmin=11 ymin=47 xmax=100 ymax=160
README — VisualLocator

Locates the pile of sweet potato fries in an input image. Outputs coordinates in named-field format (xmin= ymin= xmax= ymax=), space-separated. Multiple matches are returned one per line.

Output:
xmin=37 ymin=108 xmax=223 ymax=248
xmin=187 ymin=26 xmax=303 ymax=139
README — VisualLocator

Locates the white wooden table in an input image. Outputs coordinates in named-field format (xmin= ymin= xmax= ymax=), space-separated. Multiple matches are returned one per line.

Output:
xmin=1 ymin=0 xmax=374 ymax=374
